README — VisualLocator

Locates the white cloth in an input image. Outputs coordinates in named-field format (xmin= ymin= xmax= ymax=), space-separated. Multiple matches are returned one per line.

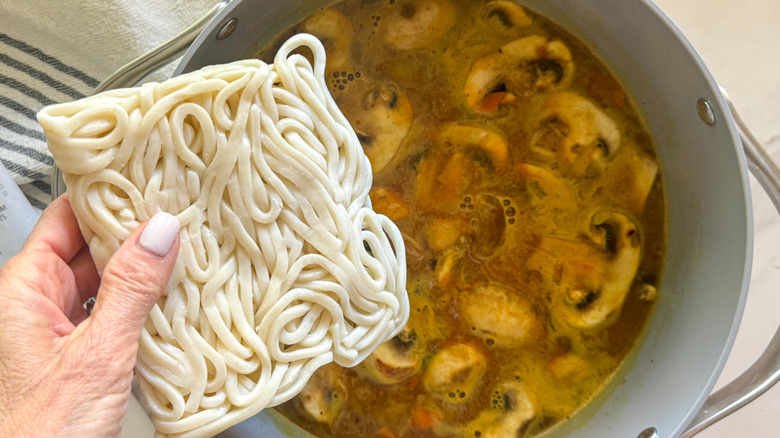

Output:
xmin=0 ymin=0 xmax=218 ymax=210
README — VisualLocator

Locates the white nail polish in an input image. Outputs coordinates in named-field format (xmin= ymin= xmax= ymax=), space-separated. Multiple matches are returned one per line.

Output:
xmin=139 ymin=212 xmax=180 ymax=256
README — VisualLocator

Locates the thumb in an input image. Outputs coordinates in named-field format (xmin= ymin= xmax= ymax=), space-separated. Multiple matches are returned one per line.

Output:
xmin=88 ymin=212 xmax=180 ymax=346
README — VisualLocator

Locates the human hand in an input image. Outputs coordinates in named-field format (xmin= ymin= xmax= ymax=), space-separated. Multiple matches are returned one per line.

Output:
xmin=0 ymin=195 xmax=180 ymax=437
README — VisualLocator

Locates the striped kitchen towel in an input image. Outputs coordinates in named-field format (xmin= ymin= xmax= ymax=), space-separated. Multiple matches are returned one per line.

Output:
xmin=0 ymin=0 xmax=217 ymax=211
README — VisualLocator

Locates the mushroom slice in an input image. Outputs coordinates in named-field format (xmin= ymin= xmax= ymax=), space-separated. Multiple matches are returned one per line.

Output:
xmin=548 ymin=353 xmax=590 ymax=381
xmin=516 ymin=163 xmax=578 ymax=212
xmin=426 ymin=215 xmax=470 ymax=252
xmin=417 ymin=125 xmax=508 ymax=212
xmin=384 ymin=0 xmax=456 ymax=50
xmin=435 ymin=246 xmax=466 ymax=287
xmin=528 ymin=211 xmax=642 ymax=329
xmin=484 ymin=0 xmax=533 ymax=29
xmin=530 ymin=92 xmax=620 ymax=176
xmin=439 ymin=123 xmax=509 ymax=167
xmin=576 ymin=211 xmax=642 ymax=326
xmin=297 ymin=364 xmax=347 ymax=424
xmin=338 ymin=81 xmax=413 ymax=173
xmin=464 ymin=36 xmax=574 ymax=111
xmin=481 ymin=382 xmax=538 ymax=438
xmin=357 ymin=327 xmax=424 ymax=385
xmin=423 ymin=343 xmax=487 ymax=404
xmin=471 ymin=194 xmax=506 ymax=259
xmin=462 ymin=283 xmax=541 ymax=346
xmin=303 ymin=9 xmax=353 ymax=71
xmin=601 ymin=150 xmax=660 ymax=213
xmin=543 ymin=212 xmax=641 ymax=328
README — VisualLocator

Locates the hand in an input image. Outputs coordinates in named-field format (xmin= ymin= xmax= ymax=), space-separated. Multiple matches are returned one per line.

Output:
xmin=0 ymin=195 xmax=180 ymax=437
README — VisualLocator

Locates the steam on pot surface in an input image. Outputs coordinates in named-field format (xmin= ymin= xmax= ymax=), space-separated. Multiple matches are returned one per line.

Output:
xmin=259 ymin=0 xmax=666 ymax=436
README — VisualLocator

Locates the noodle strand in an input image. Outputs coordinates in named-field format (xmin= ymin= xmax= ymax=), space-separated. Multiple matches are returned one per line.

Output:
xmin=39 ymin=34 xmax=408 ymax=438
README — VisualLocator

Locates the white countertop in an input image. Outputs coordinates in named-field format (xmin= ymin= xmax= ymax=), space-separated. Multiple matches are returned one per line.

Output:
xmin=652 ymin=0 xmax=780 ymax=436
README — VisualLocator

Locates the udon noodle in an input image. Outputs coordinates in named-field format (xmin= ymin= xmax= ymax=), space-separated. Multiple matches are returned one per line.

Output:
xmin=38 ymin=34 xmax=409 ymax=437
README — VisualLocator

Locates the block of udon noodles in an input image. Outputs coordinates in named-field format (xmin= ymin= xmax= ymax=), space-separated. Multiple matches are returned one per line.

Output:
xmin=38 ymin=34 xmax=409 ymax=438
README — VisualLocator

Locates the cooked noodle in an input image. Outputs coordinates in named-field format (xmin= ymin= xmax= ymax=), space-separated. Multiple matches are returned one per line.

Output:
xmin=38 ymin=34 xmax=409 ymax=438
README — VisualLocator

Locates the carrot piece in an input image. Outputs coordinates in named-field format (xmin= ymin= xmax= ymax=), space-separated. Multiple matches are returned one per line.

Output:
xmin=406 ymin=375 xmax=422 ymax=390
xmin=370 ymin=187 xmax=410 ymax=221
xmin=377 ymin=426 xmax=395 ymax=438
xmin=412 ymin=406 xmax=437 ymax=430
xmin=476 ymin=91 xmax=506 ymax=112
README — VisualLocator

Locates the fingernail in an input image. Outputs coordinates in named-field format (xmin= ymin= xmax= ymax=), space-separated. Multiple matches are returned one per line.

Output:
xmin=138 ymin=212 xmax=180 ymax=257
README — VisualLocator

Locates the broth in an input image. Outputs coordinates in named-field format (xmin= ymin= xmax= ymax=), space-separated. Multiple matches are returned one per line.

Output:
xmin=258 ymin=0 xmax=665 ymax=436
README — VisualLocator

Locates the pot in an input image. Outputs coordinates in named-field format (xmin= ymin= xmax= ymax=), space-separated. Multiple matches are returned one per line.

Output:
xmin=50 ymin=0 xmax=780 ymax=436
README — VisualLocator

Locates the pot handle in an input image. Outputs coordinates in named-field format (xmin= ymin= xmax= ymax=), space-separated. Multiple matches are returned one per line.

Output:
xmin=681 ymin=88 xmax=780 ymax=437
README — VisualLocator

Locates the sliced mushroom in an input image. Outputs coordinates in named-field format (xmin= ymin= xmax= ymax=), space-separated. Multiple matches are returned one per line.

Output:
xmin=303 ymin=9 xmax=353 ymax=71
xmin=438 ymin=123 xmax=509 ymax=168
xmin=600 ymin=150 xmax=660 ymax=213
xmin=423 ymin=343 xmax=487 ymax=404
xmin=426 ymin=215 xmax=470 ymax=252
xmin=484 ymin=0 xmax=533 ymax=29
xmin=548 ymin=353 xmax=590 ymax=381
xmin=527 ymin=235 xmax=604 ymax=302
xmin=384 ymin=0 xmax=456 ymax=50
xmin=567 ymin=211 xmax=641 ymax=327
xmin=470 ymin=194 xmax=506 ymax=259
xmin=462 ymin=283 xmax=541 ymax=346
xmin=638 ymin=283 xmax=658 ymax=302
xmin=357 ymin=326 xmax=424 ymax=385
xmin=435 ymin=246 xmax=466 ymax=287
xmin=297 ymin=364 xmax=347 ymax=424
xmin=530 ymin=92 xmax=620 ymax=176
xmin=481 ymin=382 xmax=538 ymax=438
xmin=417 ymin=125 xmax=508 ymax=212
xmin=338 ymin=81 xmax=413 ymax=173
xmin=464 ymin=36 xmax=574 ymax=111
xmin=529 ymin=211 xmax=642 ymax=329
xmin=515 ymin=163 xmax=578 ymax=212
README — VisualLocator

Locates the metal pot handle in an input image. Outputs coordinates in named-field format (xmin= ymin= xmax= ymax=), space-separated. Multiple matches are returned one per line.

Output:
xmin=51 ymin=0 xmax=229 ymax=198
xmin=681 ymin=88 xmax=780 ymax=436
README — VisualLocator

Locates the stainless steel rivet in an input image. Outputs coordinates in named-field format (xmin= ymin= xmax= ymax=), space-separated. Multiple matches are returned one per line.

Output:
xmin=697 ymin=98 xmax=716 ymax=126
xmin=216 ymin=18 xmax=238 ymax=40
xmin=637 ymin=426 xmax=659 ymax=438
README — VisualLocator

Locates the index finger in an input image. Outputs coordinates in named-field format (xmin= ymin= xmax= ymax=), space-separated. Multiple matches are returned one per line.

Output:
xmin=24 ymin=194 xmax=87 ymax=263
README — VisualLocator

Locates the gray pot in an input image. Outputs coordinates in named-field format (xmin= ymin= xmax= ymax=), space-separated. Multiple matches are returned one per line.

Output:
xmin=51 ymin=0 xmax=780 ymax=436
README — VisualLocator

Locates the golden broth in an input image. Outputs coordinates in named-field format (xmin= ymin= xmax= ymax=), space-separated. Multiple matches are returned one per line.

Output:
xmin=258 ymin=0 xmax=665 ymax=436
